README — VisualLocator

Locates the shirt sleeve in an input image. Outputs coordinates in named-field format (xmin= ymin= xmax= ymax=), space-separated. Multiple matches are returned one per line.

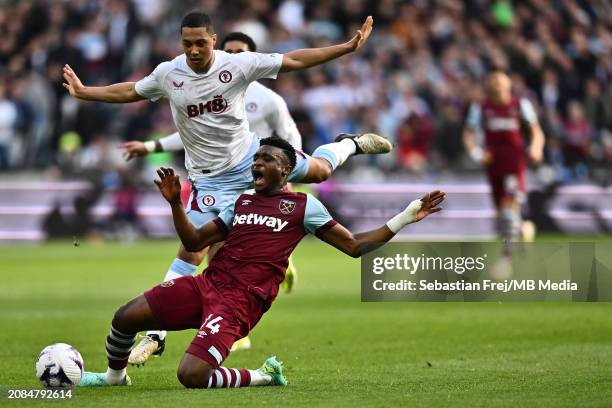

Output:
xmin=134 ymin=61 xmax=172 ymax=101
xmin=233 ymin=52 xmax=283 ymax=83
xmin=159 ymin=132 xmax=184 ymax=152
xmin=519 ymin=98 xmax=538 ymax=124
xmin=269 ymin=95 xmax=302 ymax=150
xmin=215 ymin=201 xmax=236 ymax=231
xmin=304 ymin=194 xmax=337 ymax=236
xmin=465 ymin=103 xmax=482 ymax=131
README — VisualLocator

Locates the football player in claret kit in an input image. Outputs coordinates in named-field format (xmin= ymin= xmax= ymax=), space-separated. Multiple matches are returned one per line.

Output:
xmin=78 ymin=136 xmax=445 ymax=388
xmin=64 ymin=12 xmax=393 ymax=361
xmin=463 ymin=69 xmax=545 ymax=244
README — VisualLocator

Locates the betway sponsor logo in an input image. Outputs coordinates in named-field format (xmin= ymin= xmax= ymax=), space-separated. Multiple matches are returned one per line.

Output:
xmin=233 ymin=213 xmax=288 ymax=232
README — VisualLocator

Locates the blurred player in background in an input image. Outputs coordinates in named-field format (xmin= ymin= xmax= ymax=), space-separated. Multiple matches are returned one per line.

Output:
xmin=63 ymin=12 xmax=392 ymax=366
xmin=121 ymin=32 xmax=303 ymax=358
xmin=463 ymin=69 xmax=545 ymax=246
xmin=78 ymin=136 xmax=445 ymax=388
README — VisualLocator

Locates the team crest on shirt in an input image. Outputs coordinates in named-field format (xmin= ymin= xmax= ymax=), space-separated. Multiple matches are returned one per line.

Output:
xmin=202 ymin=195 xmax=216 ymax=206
xmin=279 ymin=199 xmax=296 ymax=214
xmin=246 ymin=102 xmax=258 ymax=112
xmin=219 ymin=70 xmax=232 ymax=83
xmin=172 ymin=80 xmax=184 ymax=90
xmin=161 ymin=279 xmax=175 ymax=287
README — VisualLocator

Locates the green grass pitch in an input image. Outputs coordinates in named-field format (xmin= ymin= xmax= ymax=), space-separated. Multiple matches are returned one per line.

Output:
xmin=1 ymin=238 xmax=611 ymax=407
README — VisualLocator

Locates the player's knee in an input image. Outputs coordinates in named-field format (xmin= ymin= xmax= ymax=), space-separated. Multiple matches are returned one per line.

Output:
xmin=177 ymin=364 xmax=213 ymax=389
xmin=308 ymin=159 xmax=332 ymax=183
xmin=111 ymin=303 xmax=132 ymax=332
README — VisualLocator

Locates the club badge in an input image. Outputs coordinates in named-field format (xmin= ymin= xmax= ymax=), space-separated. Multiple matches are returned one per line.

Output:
xmin=279 ymin=199 xmax=296 ymax=214
xmin=219 ymin=70 xmax=232 ymax=83
xmin=202 ymin=195 xmax=216 ymax=206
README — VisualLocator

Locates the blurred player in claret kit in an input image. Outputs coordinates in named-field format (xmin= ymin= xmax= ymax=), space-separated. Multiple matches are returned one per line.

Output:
xmin=463 ymin=69 xmax=545 ymax=247
xmin=77 ymin=136 xmax=446 ymax=388
xmin=63 ymin=12 xmax=394 ymax=363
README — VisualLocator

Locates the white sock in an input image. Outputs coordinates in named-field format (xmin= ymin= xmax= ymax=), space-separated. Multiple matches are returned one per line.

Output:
xmin=105 ymin=367 xmax=126 ymax=385
xmin=313 ymin=138 xmax=357 ymax=169
xmin=248 ymin=369 xmax=272 ymax=386
xmin=338 ymin=138 xmax=357 ymax=156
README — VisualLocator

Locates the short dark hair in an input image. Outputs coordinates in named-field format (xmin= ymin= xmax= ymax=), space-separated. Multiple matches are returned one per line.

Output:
xmin=221 ymin=32 xmax=257 ymax=52
xmin=259 ymin=136 xmax=296 ymax=171
xmin=180 ymin=12 xmax=214 ymax=34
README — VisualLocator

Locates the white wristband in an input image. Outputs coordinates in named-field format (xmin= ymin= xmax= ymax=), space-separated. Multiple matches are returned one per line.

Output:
xmin=144 ymin=141 xmax=156 ymax=153
xmin=386 ymin=199 xmax=423 ymax=233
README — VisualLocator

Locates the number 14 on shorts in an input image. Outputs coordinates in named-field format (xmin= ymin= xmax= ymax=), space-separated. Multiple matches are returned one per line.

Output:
xmin=197 ymin=315 xmax=223 ymax=338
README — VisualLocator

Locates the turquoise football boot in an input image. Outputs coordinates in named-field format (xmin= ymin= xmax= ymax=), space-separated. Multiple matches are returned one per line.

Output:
xmin=78 ymin=372 xmax=131 ymax=387
xmin=259 ymin=356 xmax=287 ymax=386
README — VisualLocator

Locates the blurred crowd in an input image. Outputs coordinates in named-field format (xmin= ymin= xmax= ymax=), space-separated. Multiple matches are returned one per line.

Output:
xmin=0 ymin=0 xmax=610 ymax=186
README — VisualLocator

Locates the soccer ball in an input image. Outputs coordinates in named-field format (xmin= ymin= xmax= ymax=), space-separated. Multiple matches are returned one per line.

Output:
xmin=35 ymin=343 xmax=84 ymax=388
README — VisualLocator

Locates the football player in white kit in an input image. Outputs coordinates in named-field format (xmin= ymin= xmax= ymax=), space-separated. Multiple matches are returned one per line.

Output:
xmin=122 ymin=33 xmax=302 ymax=162
xmin=63 ymin=12 xmax=390 ymax=365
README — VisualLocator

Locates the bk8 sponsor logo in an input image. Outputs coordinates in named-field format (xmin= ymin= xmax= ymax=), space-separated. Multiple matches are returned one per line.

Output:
xmin=187 ymin=95 xmax=228 ymax=118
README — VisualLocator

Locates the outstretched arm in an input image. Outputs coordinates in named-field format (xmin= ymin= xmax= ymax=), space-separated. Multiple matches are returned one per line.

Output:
xmin=155 ymin=167 xmax=227 ymax=251
xmin=120 ymin=132 xmax=184 ymax=161
xmin=62 ymin=64 xmax=143 ymax=103
xmin=279 ymin=16 xmax=373 ymax=73
xmin=319 ymin=191 xmax=445 ymax=257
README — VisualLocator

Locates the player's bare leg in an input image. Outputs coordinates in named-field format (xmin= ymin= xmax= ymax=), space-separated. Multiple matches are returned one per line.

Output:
xmin=177 ymin=353 xmax=286 ymax=389
xmin=80 ymin=296 xmax=161 ymax=386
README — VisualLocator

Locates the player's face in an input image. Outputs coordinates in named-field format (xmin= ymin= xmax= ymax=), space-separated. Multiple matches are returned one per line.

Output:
xmin=181 ymin=27 xmax=217 ymax=72
xmin=486 ymin=72 xmax=511 ymax=102
xmin=223 ymin=40 xmax=250 ymax=54
xmin=252 ymin=146 xmax=291 ymax=194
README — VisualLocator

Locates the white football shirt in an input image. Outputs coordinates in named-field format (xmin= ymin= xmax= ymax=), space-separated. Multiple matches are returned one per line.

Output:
xmin=135 ymin=50 xmax=283 ymax=178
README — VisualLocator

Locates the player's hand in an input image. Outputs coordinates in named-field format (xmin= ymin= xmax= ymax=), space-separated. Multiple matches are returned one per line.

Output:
xmin=528 ymin=144 xmax=543 ymax=164
xmin=120 ymin=141 xmax=148 ymax=161
xmin=415 ymin=190 xmax=446 ymax=222
xmin=62 ymin=64 xmax=85 ymax=98
xmin=154 ymin=167 xmax=182 ymax=204
xmin=347 ymin=16 xmax=373 ymax=52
